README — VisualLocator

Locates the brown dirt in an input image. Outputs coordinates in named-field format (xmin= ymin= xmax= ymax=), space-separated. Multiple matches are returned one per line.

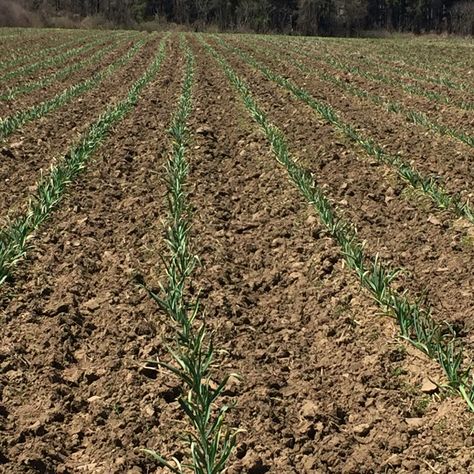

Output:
xmin=0 ymin=34 xmax=133 ymax=117
xmin=0 ymin=30 xmax=76 ymax=54
xmin=183 ymin=38 xmax=474 ymax=473
xmin=221 ymin=36 xmax=474 ymax=203
xmin=257 ymin=35 xmax=472 ymax=119
xmin=206 ymin=36 xmax=474 ymax=337
xmin=260 ymin=36 xmax=473 ymax=123
xmin=338 ymin=39 xmax=474 ymax=84
xmin=0 ymin=31 xmax=106 ymax=75
xmin=0 ymin=38 xmax=183 ymax=473
xmin=0 ymin=32 xmax=473 ymax=474
xmin=0 ymin=36 xmax=118 ymax=94
xmin=0 ymin=34 xmax=161 ymax=221
xmin=289 ymin=37 xmax=474 ymax=107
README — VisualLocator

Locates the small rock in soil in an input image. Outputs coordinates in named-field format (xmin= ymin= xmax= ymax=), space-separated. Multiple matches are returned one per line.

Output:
xmin=353 ymin=423 xmax=372 ymax=436
xmin=420 ymin=378 xmax=438 ymax=394
xmin=405 ymin=417 xmax=424 ymax=429
xmin=300 ymin=400 xmax=321 ymax=419
xmin=241 ymin=453 xmax=269 ymax=474
xmin=427 ymin=215 xmax=442 ymax=226
xmin=384 ymin=454 xmax=402 ymax=467
xmin=223 ymin=374 xmax=240 ymax=396
xmin=81 ymin=297 xmax=101 ymax=311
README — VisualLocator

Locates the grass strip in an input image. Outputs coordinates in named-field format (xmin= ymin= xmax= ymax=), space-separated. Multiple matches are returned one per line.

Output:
xmin=0 ymin=33 xmax=111 ymax=83
xmin=0 ymin=36 xmax=148 ymax=141
xmin=215 ymin=37 xmax=474 ymax=225
xmin=251 ymin=38 xmax=473 ymax=148
xmin=0 ymin=35 xmax=168 ymax=285
xmin=0 ymin=35 xmax=130 ymax=102
xmin=142 ymin=35 xmax=238 ymax=474
xmin=201 ymin=36 xmax=474 ymax=413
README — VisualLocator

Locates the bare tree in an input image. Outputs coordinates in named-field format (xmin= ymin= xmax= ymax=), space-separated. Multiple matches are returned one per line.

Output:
xmin=297 ymin=0 xmax=335 ymax=34
xmin=450 ymin=1 xmax=474 ymax=34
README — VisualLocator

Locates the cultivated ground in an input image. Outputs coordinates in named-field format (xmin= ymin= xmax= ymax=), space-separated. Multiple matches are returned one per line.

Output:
xmin=0 ymin=29 xmax=473 ymax=473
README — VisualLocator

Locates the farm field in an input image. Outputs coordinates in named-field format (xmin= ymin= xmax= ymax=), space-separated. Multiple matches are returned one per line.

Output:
xmin=0 ymin=28 xmax=473 ymax=473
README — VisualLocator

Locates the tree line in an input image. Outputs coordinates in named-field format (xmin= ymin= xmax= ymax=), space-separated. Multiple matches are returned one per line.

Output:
xmin=5 ymin=0 xmax=474 ymax=35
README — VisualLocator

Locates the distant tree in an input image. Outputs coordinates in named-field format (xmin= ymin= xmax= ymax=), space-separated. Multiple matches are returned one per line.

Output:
xmin=269 ymin=0 xmax=298 ymax=32
xmin=450 ymin=0 xmax=474 ymax=34
xmin=130 ymin=0 xmax=147 ymax=21
xmin=210 ymin=0 xmax=234 ymax=29
xmin=297 ymin=0 xmax=336 ymax=34
xmin=235 ymin=0 xmax=272 ymax=31
xmin=173 ymin=0 xmax=190 ymax=22
xmin=336 ymin=0 xmax=368 ymax=33
xmin=14 ymin=0 xmax=474 ymax=35
xmin=194 ymin=0 xmax=212 ymax=24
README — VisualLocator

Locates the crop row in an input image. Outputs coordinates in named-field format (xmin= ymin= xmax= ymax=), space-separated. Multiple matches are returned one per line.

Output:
xmin=0 ymin=33 xmax=471 ymax=471
xmin=200 ymin=35 xmax=474 ymax=413
xmin=247 ymin=37 xmax=472 ymax=148
xmin=143 ymin=37 xmax=237 ymax=474
xmin=342 ymin=37 xmax=473 ymax=79
xmin=0 ymin=34 xmax=167 ymax=284
xmin=298 ymin=35 xmax=472 ymax=95
xmin=0 ymin=33 xmax=239 ymax=473
xmin=0 ymin=30 xmax=105 ymax=72
xmin=0 ymin=32 xmax=115 ymax=84
xmin=0 ymin=29 xmax=62 ymax=53
xmin=0 ymin=35 xmax=148 ymax=140
xmin=0 ymin=35 xmax=131 ymax=102
xmin=266 ymin=36 xmax=472 ymax=111
xmin=214 ymin=37 xmax=474 ymax=225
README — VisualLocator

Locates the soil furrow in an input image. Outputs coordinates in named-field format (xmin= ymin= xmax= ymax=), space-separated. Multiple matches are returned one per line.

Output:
xmin=0 ymin=31 xmax=84 ymax=58
xmin=0 ymin=37 xmax=183 ymax=474
xmin=0 ymin=35 xmax=131 ymax=116
xmin=305 ymin=37 xmax=474 ymax=95
xmin=207 ymin=37 xmax=474 ymax=340
xmin=220 ymin=36 xmax=474 ymax=202
xmin=349 ymin=40 xmax=474 ymax=81
xmin=0 ymin=34 xmax=160 ymax=221
xmin=268 ymin=36 xmax=473 ymax=113
xmin=0 ymin=32 xmax=111 ymax=87
xmin=256 ymin=36 xmax=473 ymax=119
xmin=185 ymin=38 xmax=474 ymax=474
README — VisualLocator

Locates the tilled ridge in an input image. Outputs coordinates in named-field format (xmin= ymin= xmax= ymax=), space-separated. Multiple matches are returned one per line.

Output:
xmin=0 ymin=33 xmax=134 ymax=116
xmin=206 ymin=36 xmax=474 ymax=337
xmin=222 ymin=36 xmax=474 ymax=198
xmin=0 ymin=32 xmax=119 ymax=93
xmin=0 ymin=34 xmax=160 ymax=220
xmin=186 ymin=37 xmax=474 ymax=474
xmin=0 ymin=37 xmax=184 ymax=473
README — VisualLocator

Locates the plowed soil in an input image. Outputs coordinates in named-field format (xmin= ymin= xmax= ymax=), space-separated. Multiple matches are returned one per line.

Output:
xmin=222 ymin=37 xmax=474 ymax=198
xmin=0 ymin=31 xmax=85 ymax=57
xmin=287 ymin=37 xmax=474 ymax=104
xmin=0 ymin=33 xmax=116 ymax=92
xmin=0 ymin=34 xmax=159 ymax=220
xmin=0 ymin=34 xmax=132 ymax=117
xmin=206 ymin=36 xmax=474 ymax=336
xmin=0 ymin=37 xmax=182 ymax=473
xmin=264 ymin=37 xmax=472 ymax=120
xmin=1 ymin=31 xmax=473 ymax=474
